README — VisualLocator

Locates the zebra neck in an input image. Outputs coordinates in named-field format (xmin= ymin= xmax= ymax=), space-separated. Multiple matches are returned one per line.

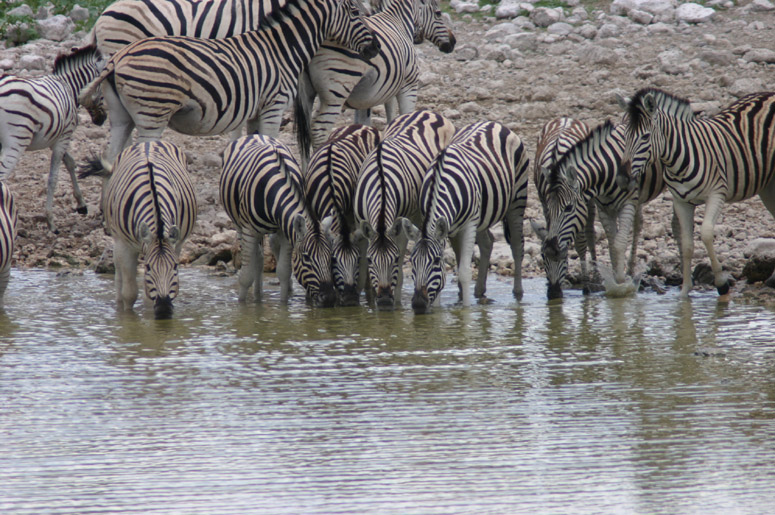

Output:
xmin=55 ymin=63 xmax=99 ymax=102
xmin=378 ymin=0 xmax=415 ymax=38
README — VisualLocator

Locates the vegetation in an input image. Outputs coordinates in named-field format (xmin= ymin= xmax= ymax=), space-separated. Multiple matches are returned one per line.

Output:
xmin=1 ymin=0 xmax=112 ymax=45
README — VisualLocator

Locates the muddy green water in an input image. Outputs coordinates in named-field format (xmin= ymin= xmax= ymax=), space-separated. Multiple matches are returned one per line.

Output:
xmin=1 ymin=269 xmax=774 ymax=514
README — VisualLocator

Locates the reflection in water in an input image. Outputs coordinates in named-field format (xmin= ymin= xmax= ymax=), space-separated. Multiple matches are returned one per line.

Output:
xmin=0 ymin=270 xmax=774 ymax=514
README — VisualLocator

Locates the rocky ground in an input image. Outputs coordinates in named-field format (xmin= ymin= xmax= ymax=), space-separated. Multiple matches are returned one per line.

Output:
xmin=3 ymin=0 xmax=775 ymax=300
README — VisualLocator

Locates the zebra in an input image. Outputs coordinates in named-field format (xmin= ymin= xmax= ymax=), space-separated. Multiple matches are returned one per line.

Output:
xmin=530 ymin=117 xmax=594 ymax=299
xmin=407 ymin=121 xmax=529 ymax=313
xmin=219 ymin=134 xmax=336 ymax=306
xmin=79 ymin=141 xmax=197 ymax=318
xmin=354 ymin=109 xmax=455 ymax=309
xmin=0 ymin=182 xmax=18 ymax=308
xmin=0 ymin=44 xmax=105 ymax=233
xmin=79 ymin=0 xmax=380 ymax=163
xmin=622 ymin=87 xmax=775 ymax=297
xmin=294 ymin=0 xmax=455 ymax=162
xmin=304 ymin=124 xmax=380 ymax=305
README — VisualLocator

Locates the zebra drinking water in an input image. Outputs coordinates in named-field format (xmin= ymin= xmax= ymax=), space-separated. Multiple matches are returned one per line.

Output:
xmin=304 ymin=124 xmax=381 ymax=306
xmin=622 ymin=87 xmax=775 ymax=297
xmin=79 ymin=141 xmax=198 ymax=318
xmin=0 ymin=182 xmax=17 ymax=308
xmin=0 ymin=44 xmax=105 ymax=233
xmin=219 ymin=134 xmax=336 ymax=306
xmin=407 ymin=121 xmax=529 ymax=313
xmin=295 ymin=0 xmax=455 ymax=161
xmin=531 ymin=117 xmax=593 ymax=299
xmin=79 ymin=0 xmax=380 ymax=163
xmin=354 ymin=109 xmax=455 ymax=309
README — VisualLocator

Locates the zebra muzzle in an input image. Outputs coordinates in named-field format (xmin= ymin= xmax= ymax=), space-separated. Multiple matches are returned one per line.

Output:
xmin=360 ymin=38 xmax=381 ymax=60
xmin=315 ymin=283 xmax=337 ymax=308
xmin=337 ymin=284 xmax=360 ymax=307
xmin=411 ymin=289 xmax=431 ymax=314
xmin=375 ymin=287 xmax=394 ymax=310
xmin=547 ymin=281 xmax=564 ymax=300
xmin=154 ymin=296 xmax=174 ymax=319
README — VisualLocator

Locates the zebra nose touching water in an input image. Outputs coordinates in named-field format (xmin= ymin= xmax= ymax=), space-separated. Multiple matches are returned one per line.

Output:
xmin=406 ymin=121 xmax=530 ymax=314
xmin=79 ymin=141 xmax=197 ymax=319
xmin=219 ymin=135 xmax=336 ymax=307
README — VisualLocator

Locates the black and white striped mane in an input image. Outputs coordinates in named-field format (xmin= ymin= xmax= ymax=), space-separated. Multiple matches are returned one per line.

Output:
xmin=628 ymin=87 xmax=695 ymax=132
xmin=53 ymin=44 xmax=98 ymax=75
xmin=421 ymin=147 xmax=446 ymax=238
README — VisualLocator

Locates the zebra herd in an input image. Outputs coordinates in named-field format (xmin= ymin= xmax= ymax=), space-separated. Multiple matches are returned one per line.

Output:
xmin=1 ymin=0 xmax=775 ymax=318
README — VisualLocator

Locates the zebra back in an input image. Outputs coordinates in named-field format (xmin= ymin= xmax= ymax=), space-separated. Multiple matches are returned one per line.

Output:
xmin=94 ymin=0 xmax=292 ymax=58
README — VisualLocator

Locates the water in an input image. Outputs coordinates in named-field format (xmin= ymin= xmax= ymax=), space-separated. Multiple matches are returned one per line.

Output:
xmin=1 ymin=269 xmax=774 ymax=514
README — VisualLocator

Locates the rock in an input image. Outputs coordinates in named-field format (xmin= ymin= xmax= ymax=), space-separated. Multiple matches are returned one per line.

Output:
xmin=698 ymin=50 xmax=736 ymax=66
xmin=36 ymin=15 xmax=75 ymax=42
xmin=729 ymin=78 xmax=767 ymax=98
xmin=0 ymin=59 xmax=14 ymax=71
xmin=547 ymin=22 xmax=574 ymax=36
xmin=503 ymin=32 xmax=537 ymax=52
xmin=577 ymin=24 xmax=598 ymax=39
xmin=69 ymin=5 xmax=91 ymax=23
xmin=747 ymin=0 xmax=775 ymax=11
xmin=629 ymin=9 xmax=654 ymax=24
xmin=18 ymin=54 xmax=47 ymax=71
xmin=35 ymin=3 xmax=56 ymax=20
xmin=454 ymin=2 xmax=480 ymax=14
xmin=458 ymin=101 xmax=481 ymax=113
xmin=658 ymin=49 xmax=689 ymax=74
xmin=530 ymin=7 xmax=562 ymax=28
xmin=743 ymin=256 xmax=775 ymax=284
xmin=7 ymin=5 xmax=34 ymax=17
xmin=577 ymin=45 xmax=619 ymax=66
xmin=597 ymin=23 xmax=623 ymax=39
xmin=454 ymin=44 xmax=478 ymax=61
xmin=744 ymin=238 xmax=775 ymax=259
xmin=484 ymin=22 xmax=521 ymax=41
xmin=743 ymin=48 xmax=775 ymax=64
xmin=675 ymin=3 xmax=715 ymax=23
xmin=442 ymin=109 xmax=462 ymax=120
xmin=495 ymin=1 xmax=525 ymax=19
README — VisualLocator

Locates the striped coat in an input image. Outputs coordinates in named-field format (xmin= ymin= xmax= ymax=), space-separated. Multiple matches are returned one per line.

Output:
xmin=80 ymin=141 xmax=197 ymax=318
xmin=0 ymin=182 xmax=17 ymax=307
xmin=408 ymin=121 xmax=529 ymax=312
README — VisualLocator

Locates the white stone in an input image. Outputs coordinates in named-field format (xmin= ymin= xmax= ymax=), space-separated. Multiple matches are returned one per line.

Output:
xmin=744 ymin=238 xmax=775 ymax=259
xmin=629 ymin=9 xmax=654 ymax=24
xmin=36 ymin=15 xmax=74 ymax=42
xmin=503 ymin=32 xmax=537 ymax=52
xmin=748 ymin=0 xmax=775 ymax=11
xmin=729 ymin=78 xmax=767 ymax=97
xmin=455 ymin=2 xmax=480 ymax=14
xmin=596 ymin=23 xmax=623 ymax=39
xmin=7 ymin=5 xmax=34 ymax=17
xmin=18 ymin=54 xmax=47 ymax=71
xmin=547 ymin=22 xmax=574 ymax=36
xmin=658 ymin=49 xmax=689 ymax=74
xmin=675 ymin=3 xmax=715 ymax=23
xmin=530 ymin=7 xmax=562 ymax=28
xmin=0 ymin=59 xmax=14 ymax=70
xmin=485 ymin=22 xmax=521 ymax=41
xmin=69 ymin=5 xmax=90 ymax=23
xmin=743 ymin=48 xmax=775 ymax=64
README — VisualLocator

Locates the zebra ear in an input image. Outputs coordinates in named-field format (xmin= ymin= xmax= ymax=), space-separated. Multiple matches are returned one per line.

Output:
xmin=139 ymin=222 xmax=153 ymax=244
xmin=615 ymin=93 xmax=630 ymax=110
xmin=167 ymin=225 xmax=180 ymax=244
xmin=564 ymin=164 xmax=579 ymax=191
xmin=530 ymin=219 xmax=547 ymax=242
xmin=388 ymin=217 xmax=405 ymax=239
xmin=402 ymin=218 xmax=421 ymax=241
xmin=321 ymin=215 xmax=335 ymax=237
xmin=293 ymin=214 xmax=308 ymax=240
xmin=643 ymin=92 xmax=657 ymax=116
xmin=434 ymin=218 xmax=449 ymax=242
xmin=540 ymin=166 xmax=551 ymax=181
xmin=359 ymin=220 xmax=375 ymax=240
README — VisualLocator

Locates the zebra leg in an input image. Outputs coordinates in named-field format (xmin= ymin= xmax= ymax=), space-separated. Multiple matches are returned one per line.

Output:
xmin=113 ymin=238 xmax=139 ymax=311
xmin=394 ymin=229 xmax=410 ymax=307
xmin=451 ymin=221 xmax=477 ymax=306
xmin=583 ymin=200 xmax=598 ymax=286
xmin=700 ymin=193 xmax=728 ymax=295
xmin=274 ymin=233 xmax=293 ymax=303
xmin=63 ymin=152 xmax=87 ymax=215
xmin=612 ymin=200 xmax=637 ymax=284
xmin=310 ymin=99 xmax=346 ymax=150
xmin=475 ymin=229 xmax=494 ymax=299
xmin=354 ymin=109 xmax=371 ymax=126
xmin=395 ymin=86 xmax=418 ymax=118
xmin=672 ymin=200 xmax=697 ymax=297
xmin=238 ymin=231 xmax=264 ymax=302
xmin=45 ymin=145 xmax=67 ymax=233
xmin=0 ymin=263 xmax=10 ymax=308
xmin=383 ymin=97 xmax=398 ymax=124
xmin=103 ymin=86 xmax=136 ymax=162
xmin=757 ymin=181 xmax=775 ymax=287
xmin=628 ymin=204 xmax=644 ymax=277
xmin=505 ymin=204 xmax=525 ymax=300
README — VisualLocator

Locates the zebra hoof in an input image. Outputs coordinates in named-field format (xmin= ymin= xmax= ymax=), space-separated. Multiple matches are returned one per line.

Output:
xmin=76 ymin=206 xmax=88 ymax=215
xmin=717 ymin=281 xmax=730 ymax=296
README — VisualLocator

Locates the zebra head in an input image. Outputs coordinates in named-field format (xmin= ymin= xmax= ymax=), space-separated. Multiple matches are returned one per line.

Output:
xmin=409 ymin=219 xmax=446 ymax=314
xmin=329 ymin=0 xmax=381 ymax=60
xmin=291 ymin=214 xmax=337 ymax=308
xmin=326 ymin=216 xmax=365 ymax=306
xmin=535 ymin=164 xmax=589 ymax=300
xmin=620 ymin=89 xmax=669 ymax=182
xmin=140 ymin=223 xmax=181 ymax=319
xmin=414 ymin=0 xmax=456 ymax=53
xmin=361 ymin=217 xmax=408 ymax=309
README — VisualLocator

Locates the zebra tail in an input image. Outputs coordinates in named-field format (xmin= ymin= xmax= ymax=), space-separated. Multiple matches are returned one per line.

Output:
xmin=78 ymin=154 xmax=112 ymax=180
xmin=77 ymin=59 xmax=113 ymax=107
xmin=294 ymin=73 xmax=313 ymax=166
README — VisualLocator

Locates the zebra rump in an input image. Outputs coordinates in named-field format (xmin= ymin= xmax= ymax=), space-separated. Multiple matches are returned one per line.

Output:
xmin=0 ymin=182 xmax=17 ymax=307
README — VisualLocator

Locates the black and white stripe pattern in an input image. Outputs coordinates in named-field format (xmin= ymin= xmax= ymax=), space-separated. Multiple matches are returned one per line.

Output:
xmin=93 ymin=0 xmax=290 ymax=58
xmin=354 ymin=109 xmax=455 ymax=309
xmin=295 ymin=0 xmax=455 ymax=161
xmin=531 ymin=117 xmax=592 ymax=299
xmin=408 ymin=121 xmax=529 ymax=313
xmin=0 ymin=182 xmax=18 ymax=307
xmin=0 ymin=44 xmax=104 ymax=233
xmin=304 ymin=124 xmax=380 ymax=305
xmin=219 ymin=134 xmax=336 ymax=306
xmin=81 ymin=0 xmax=379 ymax=163
xmin=623 ymin=87 xmax=775 ymax=296
xmin=79 ymin=141 xmax=197 ymax=318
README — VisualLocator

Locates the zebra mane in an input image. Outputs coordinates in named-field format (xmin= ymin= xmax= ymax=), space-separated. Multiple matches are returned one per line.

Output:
xmin=628 ymin=87 xmax=695 ymax=131
xmin=322 ymin=139 xmax=353 ymax=245
xmin=548 ymin=119 xmax=615 ymax=188
xmin=421 ymin=148 xmax=446 ymax=238
xmin=53 ymin=43 xmax=98 ymax=76
xmin=376 ymin=141 xmax=387 ymax=235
